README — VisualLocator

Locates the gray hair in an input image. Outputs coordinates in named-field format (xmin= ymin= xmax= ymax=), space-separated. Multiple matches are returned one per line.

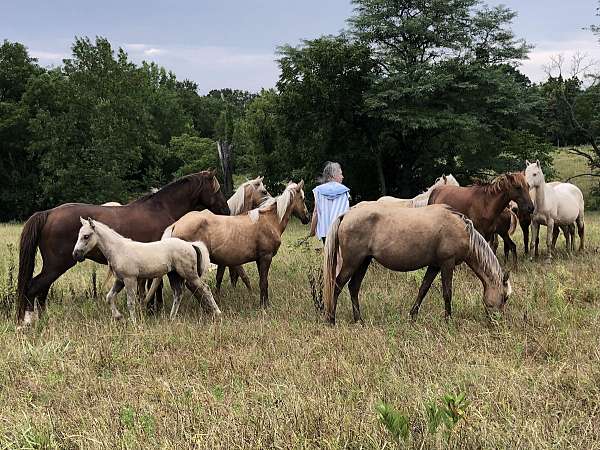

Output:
xmin=318 ymin=161 xmax=342 ymax=183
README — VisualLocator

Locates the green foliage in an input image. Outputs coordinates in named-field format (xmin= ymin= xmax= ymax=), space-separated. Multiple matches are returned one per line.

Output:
xmin=426 ymin=392 xmax=469 ymax=441
xmin=375 ymin=401 xmax=410 ymax=443
xmin=170 ymin=134 xmax=219 ymax=176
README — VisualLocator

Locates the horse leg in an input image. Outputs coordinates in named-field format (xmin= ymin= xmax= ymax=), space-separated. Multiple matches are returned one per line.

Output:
xmin=551 ymin=226 xmax=560 ymax=251
xmin=546 ymin=219 xmax=555 ymax=260
xmin=256 ymin=256 xmax=273 ymax=308
xmin=123 ymin=278 xmax=138 ymax=323
xmin=504 ymin=233 xmax=517 ymax=267
xmin=409 ymin=266 xmax=440 ymax=320
xmin=106 ymin=279 xmax=125 ymax=320
xmin=576 ymin=215 xmax=585 ymax=252
xmin=326 ymin=266 xmax=355 ymax=325
xmin=186 ymin=277 xmax=221 ymax=316
xmin=521 ymin=221 xmax=530 ymax=255
xmin=22 ymin=262 xmax=73 ymax=325
xmin=145 ymin=279 xmax=163 ymax=315
xmin=215 ymin=265 xmax=226 ymax=293
xmin=234 ymin=266 xmax=252 ymax=291
xmin=441 ymin=262 xmax=454 ymax=319
xmin=347 ymin=257 xmax=372 ymax=324
xmin=167 ymin=272 xmax=185 ymax=320
xmin=490 ymin=234 xmax=499 ymax=255
xmin=530 ymin=222 xmax=540 ymax=258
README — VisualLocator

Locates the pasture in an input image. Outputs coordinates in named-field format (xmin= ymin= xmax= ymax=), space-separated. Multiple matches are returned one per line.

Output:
xmin=0 ymin=215 xmax=599 ymax=449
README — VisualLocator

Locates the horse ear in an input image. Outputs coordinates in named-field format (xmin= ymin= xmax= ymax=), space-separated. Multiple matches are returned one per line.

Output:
xmin=442 ymin=175 xmax=447 ymax=182
xmin=297 ymin=180 xmax=305 ymax=190
xmin=87 ymin=217 xmax=95 ymax=230
xmin=210 ymin=168 xmax=217 ymax=177
xmin=525 ymin=159 xmax=530 ymax=166
xmin=536 ymin=160 xmax=541 ymax=168
xmin=259 ymin=176 xmax=264 ymax=182
xmin=80 ymin=216 xmax=87 ymax=226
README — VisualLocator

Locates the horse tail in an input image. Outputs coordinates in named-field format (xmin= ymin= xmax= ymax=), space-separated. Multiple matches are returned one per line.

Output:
xmin=323 ymin=214 xmax=344 ymax=322
xmin=16 ymin=210 xmax=49 ymax=321
xmin=508 ymin=209 xmax=518 ymax=236
xmin=191 ymin=241 xmax=210 ymax=276
xmin=101 ymin=265 xmax=115 ymax=292
xmin=162 ymin=225 xmax=174 ymax=240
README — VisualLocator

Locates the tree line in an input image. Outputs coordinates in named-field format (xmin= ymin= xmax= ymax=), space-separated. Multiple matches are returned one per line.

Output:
xmin=1 ymin=0 xmax=599 ymax=221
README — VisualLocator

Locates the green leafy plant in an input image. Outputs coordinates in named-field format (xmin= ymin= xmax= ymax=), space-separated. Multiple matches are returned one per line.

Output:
xmin=426 ymin=392 xmax=469 ymax=441
xmin=375 ymin=402 xmax=410 ymax=443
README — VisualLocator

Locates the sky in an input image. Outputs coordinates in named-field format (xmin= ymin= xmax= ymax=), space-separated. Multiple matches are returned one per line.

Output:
xmin=2 ymin=1 xmax=599 ymax=93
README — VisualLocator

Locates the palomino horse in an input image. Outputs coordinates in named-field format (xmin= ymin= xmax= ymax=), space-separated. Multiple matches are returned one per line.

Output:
xmin=16 ymin=170 xmax=230 ymax=325
xmin=216 ymin=177 xmax=271 ymax=292
xmin=322 ymin=204 xmax=511 ymax=324
xmin=525 ymin=161 xmax=585 ymax=258
xmin=145 ymin=181 xmax=310 ymax=308
xmin=428 ymin=172 xmax=534 ymax=243
xmin=378 ymin=174 xmax=460 ymax=207
xmin=73 ymin=218 xmax=219 ymax=321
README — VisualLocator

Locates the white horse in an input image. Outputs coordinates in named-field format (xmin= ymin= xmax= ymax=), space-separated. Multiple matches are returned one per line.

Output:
xmin=524 ymin=160 xmax=585 ymax=259
xmin=72 ymin=217 xmax=220 ymax=322
xmin=378 ymin=174 xmax=460 ymax=207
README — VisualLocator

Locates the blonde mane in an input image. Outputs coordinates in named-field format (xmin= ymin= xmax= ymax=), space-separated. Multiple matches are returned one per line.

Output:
xmin=458 ymin=214 xmax=504 ymax=285
xmin=248 ymin=183 xmax=297 ymax=223
xmin=228 ymin=177 xmax=267 ymax=215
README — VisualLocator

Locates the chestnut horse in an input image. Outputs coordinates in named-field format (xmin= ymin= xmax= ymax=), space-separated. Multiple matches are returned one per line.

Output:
xmin=428 ymin=172 xmax=534 ymax=243
xmin=145 ymin=181 xmax=310 ymax=307
xmin=16 ymin=170 xmax=230 ymax=325
xmin=322 ymin=204 xmax=511 ymax=324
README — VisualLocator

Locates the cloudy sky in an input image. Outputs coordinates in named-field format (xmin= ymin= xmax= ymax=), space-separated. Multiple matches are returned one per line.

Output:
xmin=2 ymin=0 xmax=599 ymax=92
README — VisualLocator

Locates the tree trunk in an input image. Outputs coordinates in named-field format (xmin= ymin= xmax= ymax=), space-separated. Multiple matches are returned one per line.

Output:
xmin=375 ymin=148 xmax=387 ymax=196
xmin=217 ymin=140 xmax=234 ymax=198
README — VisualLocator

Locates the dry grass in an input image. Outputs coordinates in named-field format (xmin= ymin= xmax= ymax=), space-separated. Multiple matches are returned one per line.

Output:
xmin=0 ymin=212 xmax=599 ymax=449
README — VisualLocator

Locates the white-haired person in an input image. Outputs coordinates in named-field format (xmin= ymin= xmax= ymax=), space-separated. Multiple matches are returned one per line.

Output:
xmin=309 ymin=161 xmax=350 ymax=244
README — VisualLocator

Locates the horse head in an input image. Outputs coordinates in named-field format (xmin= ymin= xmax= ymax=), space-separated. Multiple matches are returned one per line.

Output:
xmin=195 ymin=170 xmax=230 ymax=216
xmin=524 ymin=160 xmax=544 ymax=190
xmin=73 ymin=217 xmax=99 ymax=262
xmin=506 ymin=172 xmax=534 ymax=215
xmin=290 ymin=180 xmax=310 ymax=224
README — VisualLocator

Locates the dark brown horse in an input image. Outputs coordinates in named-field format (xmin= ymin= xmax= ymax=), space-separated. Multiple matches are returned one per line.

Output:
xmin=428 ymin=173 xmax=534 ymax=243
xmin=16 ymin=170 xmax=230 ymax=325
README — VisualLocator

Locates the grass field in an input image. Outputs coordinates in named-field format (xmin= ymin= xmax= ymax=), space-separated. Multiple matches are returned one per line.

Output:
xmin=0 ymin=211 xmax=600 ymax=449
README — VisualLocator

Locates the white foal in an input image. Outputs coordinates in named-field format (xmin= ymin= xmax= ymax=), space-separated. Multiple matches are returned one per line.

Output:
xmin=73 ymin=217 xmax=220 ymax=322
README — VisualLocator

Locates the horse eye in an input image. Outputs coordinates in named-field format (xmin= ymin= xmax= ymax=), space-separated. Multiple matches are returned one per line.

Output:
xmin=84 ymin=234 xmax=89 ymax=240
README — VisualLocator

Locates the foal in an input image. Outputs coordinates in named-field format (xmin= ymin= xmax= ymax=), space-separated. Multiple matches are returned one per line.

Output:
xmin=73 ymin=218 xmax=220 ymax=322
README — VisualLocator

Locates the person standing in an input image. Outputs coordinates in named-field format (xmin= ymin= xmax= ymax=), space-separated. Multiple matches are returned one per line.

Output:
xmin=310 ymin=162 xmax=350 ymax=243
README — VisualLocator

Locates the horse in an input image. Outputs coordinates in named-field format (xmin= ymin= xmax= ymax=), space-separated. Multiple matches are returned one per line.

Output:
xmin=73 ymin=218 xmax=219 ymax=321
xmin=145 ymin=181 xmax=310 ymax=308
xmin=428 ymin=172 xmax=534 ymax=243
xmin=16 ymin=170 xmax=230 ymax=326
xmin=216 ymin=176 xmax=271 ymax=292
xmin=378 ymin=174 xmax=460 ymax=207
xmin=525 ymin=161 xmax=585 ymax=259
xmin=322 ymin=204 xmax=511 ymax=324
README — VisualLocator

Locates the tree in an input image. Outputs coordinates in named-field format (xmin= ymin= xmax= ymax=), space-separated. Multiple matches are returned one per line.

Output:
xmin=0 ymin=41 xmax=44 ymax=220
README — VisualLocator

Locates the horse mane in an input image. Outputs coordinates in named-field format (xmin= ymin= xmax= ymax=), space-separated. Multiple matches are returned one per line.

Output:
xmin=129 ymin=172 xmax=212 ymax=204
xmin=227 ymin=177 xmax=264 ymax=215
xmin=250 ymin=183 xmax=297 ymax=223
xmin=92 ymin=220 xmax=131 ymax=243
xmin=448 ymin=208 xmax=503 ymax=286
xmin=471 ymin=172 xmax=526 ymax=195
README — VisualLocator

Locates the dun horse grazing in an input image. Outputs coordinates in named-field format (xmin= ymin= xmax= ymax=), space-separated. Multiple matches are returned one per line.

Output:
xmin=145 ymin=181 xmax=310 ymax=307
xmin=378 ymin=174 xmax=460 ymax=207
xmin=16 ymin=170 xmax=229 ymax=326
xmin=525 ymin=161 xmax=585 ymax=258
xmin=428 ymin=172 xmax=534 ymax=242
xmin=73 ymin=218 xmax=219 ymax=321
xmin=216 ymin=177 xmax=271 ymax=292
xmin=322 ymin=204 xmax=511 ymax=324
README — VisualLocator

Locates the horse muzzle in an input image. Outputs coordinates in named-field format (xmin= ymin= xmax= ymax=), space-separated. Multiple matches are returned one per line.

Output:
xmin=72 ymin=250 xmax=86 ymax=262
